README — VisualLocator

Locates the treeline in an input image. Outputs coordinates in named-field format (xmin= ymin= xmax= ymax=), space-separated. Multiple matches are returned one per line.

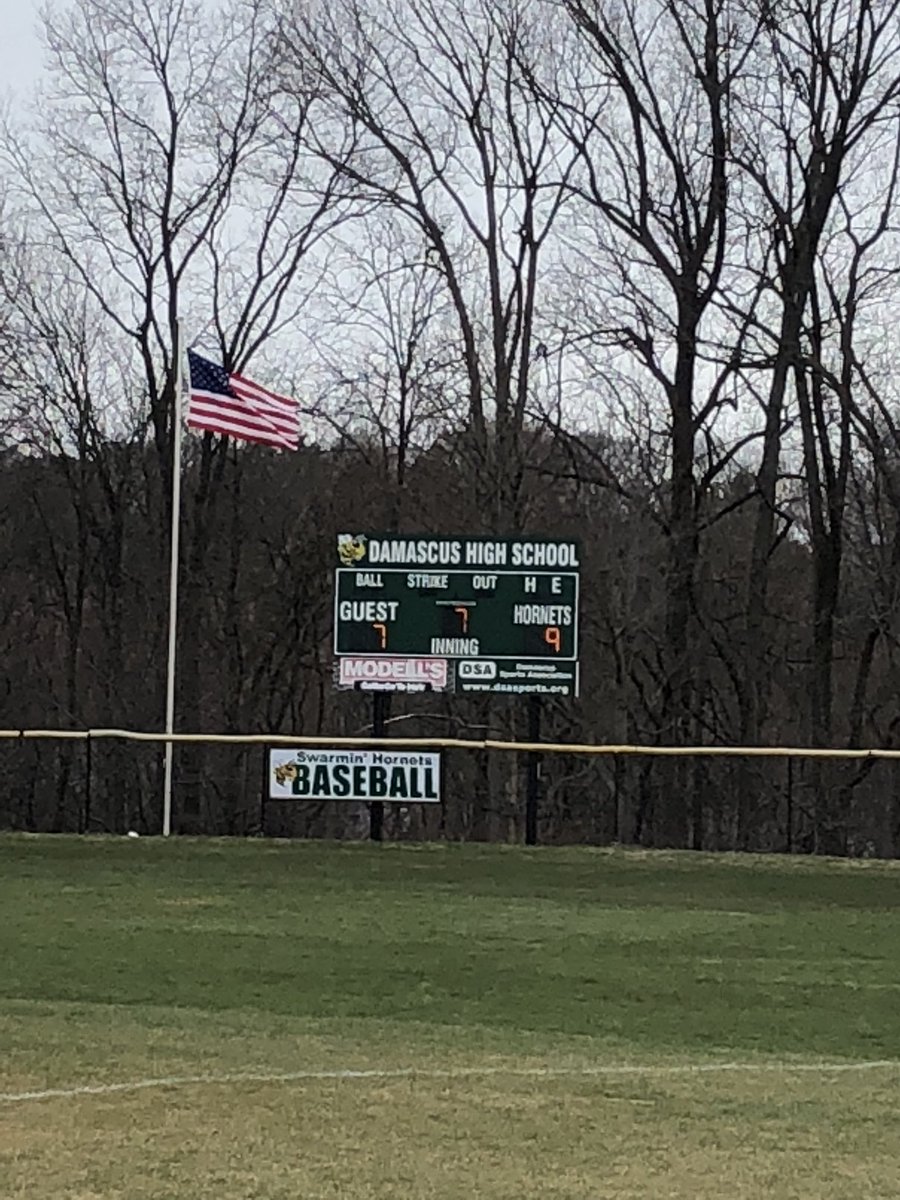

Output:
xmin=2 ymin=431 xmax=899 ymax=853
xmin=2 ymin=0 xmax=900 ymax=853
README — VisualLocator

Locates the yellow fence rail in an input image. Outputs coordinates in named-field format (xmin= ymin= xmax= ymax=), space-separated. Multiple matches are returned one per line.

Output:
xmin=1 ymin=728 xmax=900 ymax=760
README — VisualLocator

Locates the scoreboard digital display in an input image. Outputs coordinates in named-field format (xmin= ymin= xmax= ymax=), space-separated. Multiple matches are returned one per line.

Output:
xmin=334 ymin=534 xmax=580 ymax=661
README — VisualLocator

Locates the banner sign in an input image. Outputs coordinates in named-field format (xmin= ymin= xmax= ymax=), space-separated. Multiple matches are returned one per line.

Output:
xmin=334 ymin=533 xmax=580 ymax=662
xmin=336 ymin=656 xmax=450 ymax=692
xmin=455 ymin=659 xmax=579 ymax=697
xmin=337 ymin=534 xmax=580 ymax=571
xmin=269 ymin=747 xmax=441 ymax=803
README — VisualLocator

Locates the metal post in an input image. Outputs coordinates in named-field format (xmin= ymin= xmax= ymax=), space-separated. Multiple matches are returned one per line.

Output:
xmin=259 ymin=745 xmax=269 ymax=837
xmin=525 ymin=695 xmax=541 ymax=846
xmin=162 ymin=318 xmax=185 ymax=837
xmin=786 ymin=756 xmax=794 ymax=854
xmin=370 ymin=692 xmax=386 ymax=842
xmin=83 ymin=731 xmax=92 ymax=835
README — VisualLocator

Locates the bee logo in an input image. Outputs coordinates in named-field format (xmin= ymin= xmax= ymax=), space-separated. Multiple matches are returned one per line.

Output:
xmin=337 ymin=534 xmax=367 ymax=566
xmin=273 ymin=761 xmax=298 ymax=787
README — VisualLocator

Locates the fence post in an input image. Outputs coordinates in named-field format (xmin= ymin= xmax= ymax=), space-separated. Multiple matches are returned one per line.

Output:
xmin=369 ymin=693 xmax=386 ymax=842
xmin=786 ymin=756 xmax=794 ymax=854
xmin=83 ymin=732 xmax=92 ymax=835
xmin=259 ymin=745 xmax=269 ymax=837
xmin=525 ymin=696 xmax=541 ymax=846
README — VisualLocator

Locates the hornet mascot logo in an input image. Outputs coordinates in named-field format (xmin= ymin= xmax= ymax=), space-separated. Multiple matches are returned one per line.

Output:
xmin=273 ymin=760 xmax=298 ymax=787
xmin=337 ymin=534 xmax=367 ymax=566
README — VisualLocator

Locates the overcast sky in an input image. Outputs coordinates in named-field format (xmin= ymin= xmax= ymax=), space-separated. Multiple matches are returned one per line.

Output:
xmin=0 ymin=0 xmax=42 ymax=101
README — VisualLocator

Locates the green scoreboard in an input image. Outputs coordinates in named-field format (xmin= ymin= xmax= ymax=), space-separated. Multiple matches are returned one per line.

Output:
xmin=334 ymin=534 xmax=581 ymax=696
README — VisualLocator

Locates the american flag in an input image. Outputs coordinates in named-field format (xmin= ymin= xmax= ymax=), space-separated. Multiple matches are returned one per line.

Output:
xmin=186 ymin=350 xmax=301 ymax=451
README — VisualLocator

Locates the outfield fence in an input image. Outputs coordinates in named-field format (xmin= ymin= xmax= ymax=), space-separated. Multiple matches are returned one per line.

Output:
xmin=2 ymin=727 xmax=898 ymax=854
xmin=3 ymin=727 xmax=900 ymax=759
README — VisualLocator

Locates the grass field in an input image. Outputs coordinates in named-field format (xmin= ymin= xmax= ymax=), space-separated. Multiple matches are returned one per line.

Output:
xmin=1 ymin=835 xmax=899 ymax=1199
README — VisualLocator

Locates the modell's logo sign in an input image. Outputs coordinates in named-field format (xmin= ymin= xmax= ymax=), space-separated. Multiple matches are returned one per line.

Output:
xmin=338 ymin=656 xmax=449 ymax=691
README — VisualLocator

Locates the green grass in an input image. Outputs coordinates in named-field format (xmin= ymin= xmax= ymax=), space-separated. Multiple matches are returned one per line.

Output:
xmin=1 ymin=835 xmax=900 ymax=1198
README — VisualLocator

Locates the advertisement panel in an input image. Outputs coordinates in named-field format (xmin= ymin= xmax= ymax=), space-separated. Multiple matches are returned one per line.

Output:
xmin=455 ymin=659 xmax=579 ymax=697
xmin=269 ymin=747 xmax=442 ymax=803
xmin=336 ymin=656 xmax=449 ymax=692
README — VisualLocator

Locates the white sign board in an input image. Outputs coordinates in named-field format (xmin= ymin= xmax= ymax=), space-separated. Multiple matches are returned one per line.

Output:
xmin=336 ymin=656 xmax=449 ymax=692
xmin=269 ymin=748 xmax=441 ymax=803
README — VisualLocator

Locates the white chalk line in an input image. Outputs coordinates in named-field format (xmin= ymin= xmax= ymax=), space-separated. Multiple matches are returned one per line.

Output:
xmin=2 ymin=1059 xmax=899 ymax=1106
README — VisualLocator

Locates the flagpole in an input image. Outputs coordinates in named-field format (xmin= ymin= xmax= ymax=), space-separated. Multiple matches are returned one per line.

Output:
xmin=162 ymin=319 xmax=184 ymax=837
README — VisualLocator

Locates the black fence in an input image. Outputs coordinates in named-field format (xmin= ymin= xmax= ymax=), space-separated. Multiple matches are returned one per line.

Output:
xmin=1 ymin=733 xmax=898 ymax=857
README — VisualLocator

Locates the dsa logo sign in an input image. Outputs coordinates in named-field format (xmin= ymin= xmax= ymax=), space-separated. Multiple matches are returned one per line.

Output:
xmin=458 ymin=660 xmax=497 ymax=680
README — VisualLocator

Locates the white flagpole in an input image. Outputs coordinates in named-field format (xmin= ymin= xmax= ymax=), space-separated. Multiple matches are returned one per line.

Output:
xmin=162 ymin=319 xmax=184 ymax=837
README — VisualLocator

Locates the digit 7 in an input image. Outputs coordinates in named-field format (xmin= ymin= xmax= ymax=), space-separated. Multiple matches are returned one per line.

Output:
xmin=544 ymin=625 xmax=561 ymax=653
xmin=372 ymin=622 xmax=388 ymax=650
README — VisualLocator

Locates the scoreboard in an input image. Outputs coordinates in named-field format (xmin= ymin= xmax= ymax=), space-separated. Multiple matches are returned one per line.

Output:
xmin=334 ymin=535 xmax=580 ymax=681
xmin=334 ymin=568 xmax=577 ymax=658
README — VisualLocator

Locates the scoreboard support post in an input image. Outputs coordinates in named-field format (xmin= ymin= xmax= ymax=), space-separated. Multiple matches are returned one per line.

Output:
xmin=525 ymin=696 xmax=541 ymax=846
xmin=369 ymin=691 xmax=387 ymax=842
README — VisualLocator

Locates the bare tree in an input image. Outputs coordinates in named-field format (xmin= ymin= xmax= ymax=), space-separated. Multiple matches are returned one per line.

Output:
xmin=729 ymin=0 xmax=900 ymax=767
xmin=0 ymin=0 xmax=352 ymax=827
xmin=310 ymin=213 xmax=465 ymax=505
xmin=524 ymin=0 xmax=761 ymax=843
xmin=2 ymin=0 xmax=346 ymax=494
xmin=277 ymin=0 xmax=578 ymax=527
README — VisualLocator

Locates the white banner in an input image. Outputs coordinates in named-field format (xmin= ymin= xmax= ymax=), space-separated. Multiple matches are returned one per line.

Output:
xmin=336 ymin=656 xmax=449 ymax=691
xmin=269 ymin=748 xmax=441 ymax=803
